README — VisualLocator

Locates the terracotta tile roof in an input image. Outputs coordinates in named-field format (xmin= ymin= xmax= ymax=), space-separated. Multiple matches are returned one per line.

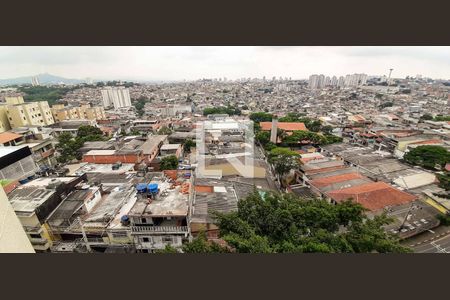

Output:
xmin=0 ymin=132 xmax=23 ymax=144
xmin=194 ymin=185 xmax=214 ymax=193
xmin=260 ymin=122 xmax=307 ymax=131
xmin=410 ymin=139 xmax=443 ymax=145
xmin=309 ymin=172 xmax=364 ymax=188
xmin=326 ymin=181 xmax=417 ymax=211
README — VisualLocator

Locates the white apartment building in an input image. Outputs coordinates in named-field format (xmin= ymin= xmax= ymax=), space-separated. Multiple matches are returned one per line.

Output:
xmin=101 ymin=87 xmax=132 ymax=109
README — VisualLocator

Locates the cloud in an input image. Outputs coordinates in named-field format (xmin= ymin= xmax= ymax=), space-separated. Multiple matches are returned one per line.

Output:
xmin=0 ymin=46 xmax=448 ymax=80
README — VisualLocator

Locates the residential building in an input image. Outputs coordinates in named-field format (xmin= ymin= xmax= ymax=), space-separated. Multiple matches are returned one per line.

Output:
xmin=8 ymin=176 xmax=84 ymax=251
xmin=51 ymin=104 xmax=106 ymax=122
xmin=128 ymin=172 xmax=191 ymax=252
xmin=1 ymin=96 xmax=54 ymax=128
xmin=101 ymin=87 xmax=131 ymax=109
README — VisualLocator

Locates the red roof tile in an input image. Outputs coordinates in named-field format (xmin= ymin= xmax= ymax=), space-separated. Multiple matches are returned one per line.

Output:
xmin=260 ymin=122 xmax=307 ymax=131
xmin=410 ymin=139 xmax=443 ymax=145
xmin=326 ymin=181 xmax=417 ymax=211
xmin=194 ymin=185 xmax=214 ymax=193
xmin=0 ymin=132 xmax=23 ymax=144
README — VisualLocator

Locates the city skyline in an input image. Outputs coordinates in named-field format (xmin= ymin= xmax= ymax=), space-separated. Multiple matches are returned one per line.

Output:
xmin=0 ymin=46 xmax=449 ymax=82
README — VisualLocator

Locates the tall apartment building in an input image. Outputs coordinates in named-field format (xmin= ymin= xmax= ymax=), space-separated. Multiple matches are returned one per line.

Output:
xmin=51 ymin=104 xmax=106 ymax=122
xmin=309 ymin=74 xmax=326 ymax=89
xmin=308 ymin=74 xmax=319 ymax=89
xmin=0 ymin=96 xmax=54 ymax=129
xmin=309 ymin=73 xmax=367 ymax=89
xmin=331 ymin=76 xmax=338 ymax=86
xmin=101 ymin=87 xmax=131 ymax=109
xmin=31 ymin=76 xmax=40 ymax=86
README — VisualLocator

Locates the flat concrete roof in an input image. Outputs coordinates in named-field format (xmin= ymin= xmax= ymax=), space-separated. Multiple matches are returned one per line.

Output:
xmin=85 ymin=150 xmax=116 ymax=156
xmin=160 ymin=143 xmax=181 ymax=150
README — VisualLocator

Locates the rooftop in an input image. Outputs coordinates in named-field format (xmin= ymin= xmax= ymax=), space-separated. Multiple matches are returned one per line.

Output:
xmin=138 ymin=135 xmax=167 ymax=155
xmin=128 ymin=173 xmax=189 ymax=217
xmin=160 ymin=143 xmax=181 ymax=150
xmin=326 ymin=181 xmax=417 ymax=211
xmin=260 ymin=122 xmax=307 ymax=131
xmin=0 ymin=132 xmax=23 ymax=144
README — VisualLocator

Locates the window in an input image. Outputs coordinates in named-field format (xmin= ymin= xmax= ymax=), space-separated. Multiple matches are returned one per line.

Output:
xmin=142 ymin=237 xmax=150 ymax=242
xmin=141 ymin=217 xmax=147 ymax=224
xmin=163 ymin=236 xmax=173 ymax=243
xmin=30 ymin=233 xmax=41 ymax=239
xmin=112 ymin=231 xmax=128 ymax=238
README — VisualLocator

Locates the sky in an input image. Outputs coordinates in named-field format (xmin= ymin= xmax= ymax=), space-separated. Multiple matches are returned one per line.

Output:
xmin=0 ymin=46 xmax=449 ymax=81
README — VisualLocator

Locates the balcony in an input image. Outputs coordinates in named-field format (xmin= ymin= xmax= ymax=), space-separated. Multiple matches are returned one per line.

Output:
xmin=131 ymin=226 xmax=189 ymax=234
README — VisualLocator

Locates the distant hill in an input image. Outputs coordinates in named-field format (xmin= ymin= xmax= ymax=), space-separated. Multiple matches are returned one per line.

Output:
xmin=0 ymin=73 xmax=85 ymax=86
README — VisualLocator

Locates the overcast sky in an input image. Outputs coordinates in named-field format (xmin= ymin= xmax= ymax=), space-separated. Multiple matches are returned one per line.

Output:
xmin=0 ymin=46 xmax=449 ymax=81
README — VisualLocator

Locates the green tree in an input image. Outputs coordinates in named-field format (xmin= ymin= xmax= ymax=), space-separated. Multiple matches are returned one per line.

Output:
xmin=268 ymin=147 xmax=301 ymax=187
xmin=183 ymin=139 xmax=196 ymax=153
xmin=404 ymin=146 xmax=450 ymax=170
xmin=437 ymin=172 xmax=450 ymax=191
xmin=249 ymin=112 xmax=273 ymax=123
xmin=133 ymin=97 xmax=148 ymax=117
xmin=56 ymin=126 xmax=105 ymax=163
xmin=155 ymin=244 xmax=179 ymax=253
xmin=158 ymin=126 xmax=173 ymax=135
xmin=434 ymin=115 xmax=450 ymax=122
xmin=17 ymin=85 xmax=75 ymax=106
xmin=182 ymin=232 xmax=230 ymax=253
xmin=203 ymin=106 xmax=241 ymax=116
xmin=420 ymin=113 xmax=433 ymax=121
xmin=206 ymin=192 xmax=411 ymax=253
xmin=256 ymin=131 xmax=270 ymax=145
xmin=160 ymin=155 xmax=179 ymax=170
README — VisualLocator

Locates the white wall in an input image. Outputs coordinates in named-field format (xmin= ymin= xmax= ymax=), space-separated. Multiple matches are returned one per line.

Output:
xmin=0 ymin=187 xmax=35 ymax=253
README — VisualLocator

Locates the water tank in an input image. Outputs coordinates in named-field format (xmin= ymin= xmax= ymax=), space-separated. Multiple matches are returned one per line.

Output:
xmin=47 ymin=179 xmax=62 ymax=189
xmin=148 ymin=183 xmax=158 ymax=194
xmin=136 ymin=183 xmax=147 ymax=193
xmin=120 ymin=215 xmax=130 ymax=226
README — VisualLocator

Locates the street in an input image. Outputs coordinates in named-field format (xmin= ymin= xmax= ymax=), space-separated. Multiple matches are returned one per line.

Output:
xmin=412 ymin=233 xmax=450 ymax=253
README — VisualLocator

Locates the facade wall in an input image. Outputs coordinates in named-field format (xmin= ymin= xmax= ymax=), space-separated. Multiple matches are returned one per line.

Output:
xmin=0 ymin=187 xmax=35 ymax=253
xmin=3 ymin=101 xmax=54 ymax=128
xmin=83 ymin=154 xmax=142 ymax=164
xmin=0 ymin=155 xmax=38 ymax=181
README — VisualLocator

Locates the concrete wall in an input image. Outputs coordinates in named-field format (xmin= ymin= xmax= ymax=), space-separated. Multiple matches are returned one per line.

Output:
xmin=83 ymin=154 xmax=142 ymax=164
xmin=0 ymin=187 xmax=35 ymax=253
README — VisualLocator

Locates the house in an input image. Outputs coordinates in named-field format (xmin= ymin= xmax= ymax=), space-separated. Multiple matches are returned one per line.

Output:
xmin=127 ymin=172 xmax=191 ymax=253
xmin=0 ymin=132 xmax=25 ymax=146
xmin=326 ymin=181 xmax=417 ymax=212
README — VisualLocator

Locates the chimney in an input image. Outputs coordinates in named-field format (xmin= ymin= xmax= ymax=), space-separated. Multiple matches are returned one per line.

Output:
xmin=270 ymin=115 xmax=278 ymax=143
